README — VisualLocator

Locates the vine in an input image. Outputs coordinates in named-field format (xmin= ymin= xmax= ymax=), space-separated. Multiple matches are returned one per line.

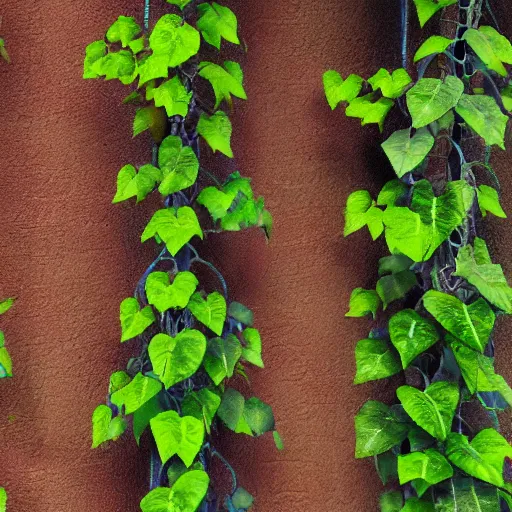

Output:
xmin=325 ymin=1 xmax=512 ymax=510
xmin=84 ymin=1 xmax=281 ymax=511
xmin=0 ymin=22 xmax=13 ymax=510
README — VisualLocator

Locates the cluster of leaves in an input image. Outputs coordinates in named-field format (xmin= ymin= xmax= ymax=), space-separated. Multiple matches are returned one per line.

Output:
xmin=85 ymin=2 xmax=279 ymax=511
xmin=325 ymin=1 xmax=512 ymax=510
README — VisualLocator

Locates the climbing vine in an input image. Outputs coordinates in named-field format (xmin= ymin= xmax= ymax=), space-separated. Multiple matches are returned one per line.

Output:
xmin=325 ymin=1 xmax=512 ymax=510
xmin=0 ymin=23 xmax=12 ymax=511
xmin=84 ymin=1 xmax=280 ymax=511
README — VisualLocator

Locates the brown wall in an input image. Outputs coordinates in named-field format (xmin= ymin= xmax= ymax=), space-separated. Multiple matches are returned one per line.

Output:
xmin=0 ymin=1 xmax=511 ymax=511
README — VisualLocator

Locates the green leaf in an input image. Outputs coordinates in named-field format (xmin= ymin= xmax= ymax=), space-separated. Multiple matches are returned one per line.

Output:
xmin=368 ymin=68 xmax=412 ymax=99
xmin=133 ymin=394 xmax=164 ymax=444
xmin=138 ymin=54 xmax=170 ymax=87
xmin=141 ymin=207 xmax=203 ymax=257
xmin=501 ymin=84 xmax=512 ymax=112
xmin=111 ymin=372 xmax=162 ymax=415
xmin=199 ymin=61 xmax=247 ymax=109
xmin=228 ymin=302 xmax=253 ymax=326
xmin=273 ymin=430 xmax=285 ymax=451
xmin=166 ymin=0 xmax=193 ymax=8
xmin=241 ymin=328 xmax=264 ymax=368
xmin=217 ymin=388 xmax=250 ymax=434
xmin=378 ymin=255 xmax=413 ymax=276
xmin=91 ymin=50 xmax=136 ymax=83
xmin=157 ymin=135 xmax=199 ymax=196
xmin=149 ymin=330 xmax=207 ymax=389
xmin=397 ymin=382 xmax=459 ymax=441
xmin=120 ymin=297 xmax=155 ymax=342
xmin=91 ymin=404 xmax=127 ymax=448
xmin=203 ymin=334 xmax=242 ymax=385
xmin=456 ymin=94 xmax=508 ymax=149
xmin=129 ymin=37 xmax=145 ymax=54
xmin=197 ymin=2 xmax=240 ymax=49
xmin=0 ymin=298 xmax=14 ymax=315
xmin=345 ymin=94 xmax=395 ymax=131
xmin=323 ymin=70 xmax=363 ymax=109
xmin=477 ymin=185 xmax=506 ymax=218
xmin=243 ymin=397 xmax=275 ymax=436
xmin=464 ymin=26 xmax=512 ymax=77
xmin=384 ymin=180 xmax=474 ymax=262
xmin=145 ymin=271 xmax=198 ymax=313
xmin=140 ymin=470 xmax=209 ymax=512
xmin=398 ymin=448 xmax=453 ymax=497
xmin=344 ymin=190 xmax=372 ymax=236
xmin=454 ymin=238 xmax=512 ymax=313
xmin=401 ymin=498 xmax=435 ymax=512
xmin=412 ymin=0 xmax=457 ymax=27
xmin=149 ymin=14 xmax=200 ymax=67
xmin=381 ymin=128 xmax=435 ymax=178
xmin=446 ymin=428 xmax=512 ymax=488
xmin=354 ymin=338 xmax=402 ymax=384
xmin=0 ymin=488 xmax=6 ymax=512
xmin=450 ymin=338 xmax=512 ymax=407
xmin=389 ymin=309 xmax=439 ymax=369
xmin=423 ymin=290 xmax=495 ymax=353
xmin=182 ymin=388 xmax=221 ymax=433
xmin=377 ymin=180 xmax=408 ymax=207
xmin=152 ymin=76 xmax=192 ymax=117
xmin=375 ymin=451 xmax=398 ymax=485
xmin=197 ymin=111 xmax=233 ymax=157
xmin=376 ymin=270 xmax=418 ymax=309
xmin=150 ymin=410 xmax=204 ymax=466
xmin=113 ymin=164 xmax=161 ymax=204
xmin=106 ymin=16 xmax=141 ymax=47
xmin=406 ymin=76 xmax=464 ymax=128
xmin=188 ymin=292 xmax=226 ymax=336
xmin=437 ymin=478 xmax=502 ymax=512
xmin=346 ymin=288 xmax=381 ymax=319
xmin=0 ymin=332 xmax=12 ymax=378
xmin=354 ymin=400 xmax=409 ymax=458
xmin=109 ymin=371 xmax=131 ymax=393
xmin=380 ymin=491 xmax=403 ymax=512
xmin=83 ymin=40 xmax=107 ymax=79
xmin=231 ymin=488 xmax=254 ymax=509
xmin=414 ymin=35 xmax=453 ymax=62
xmin=133 ymin=106 xmax=167 ymax=139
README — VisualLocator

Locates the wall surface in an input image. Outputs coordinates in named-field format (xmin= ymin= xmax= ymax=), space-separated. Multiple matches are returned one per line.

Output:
xmin=0 ymin=1 xmax=511 ymax=511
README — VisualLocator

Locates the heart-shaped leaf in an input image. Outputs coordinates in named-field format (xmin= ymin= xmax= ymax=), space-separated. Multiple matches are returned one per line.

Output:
xmin=197 ymin=2 xmax=240 ymax=49
xmin=145 ymin=271 xmax=198 ymax=313
xmin=141 ymin=207 xmax=203 ymax=257
xmin=322 ymin=70 xmax=363 ymax=109
xmin=150 ymin=410 xmax=204 ymax=466
xmin=140 ymin=470 xmax=209 ymax=512
xmin=188 ymin=292 xmax=226 ymax=336
xmin=346 ymin=288 xmax=381 ymax=319
xmin=412 ymin=0 xmax=457 ymax=27
xmin=106 ymin=16 xmax=141 ymax=47
xmin=241 ymin=328 xmax=264 ymax=368
xmin=157 ymin=136 xmax=199 ymax=196
xmin=148 ymin=330 xmax=206 ymax=389
xmin=111 ymin=372 xmax=162 ymax=415
xmin=113 ymin=164 xmax=162 ymax=204
xmin=389 ymin=309 xmax=439 ymax=368
xmin=423 ymin=290 xmax=495 ymax=353
xmin=91 ymin=404 xmax=127 ymax=448
xmin=406 ymin=76 xmax=464 ymax=128
xmin=354 ymin=338 xmax=401 ymax=384
xmin=120 ymin=297 xmax=156 ymax=342
xmin=345 ymin=94 xmax=395 ymax=131
xmin=182 ymin=388 xmax=221 ymax=433
xmin=382 ymin=128 xmax=435 ymax=178
xmin=397 ymin=382 xmax=459 ymax=441
xmin=368 ymin=68 xmax=412 ymax=99
xmin=446 ymin=429 xmax=512 ymax=489
xmin=197 ymin=111 xmax=233 ymax=157
xmin=152 ymin=76 xmax=192 ymax=117
xmin=203 ymin=334 xmax=242 ymax=385
xmin=199 ymin=61 xmax=247 ymax=108
xmin=414 ymin=36 xmax=453 ymax=62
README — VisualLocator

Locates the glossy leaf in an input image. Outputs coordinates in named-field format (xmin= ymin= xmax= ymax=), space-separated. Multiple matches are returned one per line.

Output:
xmin=199 ymin=61 xmax=247 ymax=108
xmin=454 ymin=238 xmax=512 ymax=313
xmin=197 ymin=2 xmax=240 ymax=49
xmin=346 ymin=288 xmax=381 ymax=319
xmin=106 ymin=16 xmax=141 ymax=47
xmin=197 ymin=111 xmax=233 ymax=157
xmin=354 ymin=338 xmax=402 ymax=384
xmin=91 ymin=404 xmax=127 ymax=448
xmin=455 ymin=94 xmax=508 ymax=149
xmin=113 ymin=164 xmax=162 ymax=204
xmin=381 ymin=128 xmax=435 ymax=178
xmin=152 ymin=76 xmax=192 ymax=117
xmin=240 ymin=328 xmax=264 ymax=368
xmin=111 ymin=372 xmax=162 ymax=415
xmin=368 ymin=68 xmax=412 ymax=99
xmin=397 ymin=382 xmax=459 ymax=441
xmin=413 ymin=0 xmax=457 ymax=27
xmin=187 ymin=292 xmax=226 ymax=336
xmin=145 ymin=271 xmax=198 ymax=313
xmin=149 ymin=330 xmax=207 ymax=389
xmin=414 ymin=35 xmax=453 ymax=62
xmin=477 ymin=185 xmax=507 ymax=218
xmin=345 ymin=94 xmax=394 ymax=131
xmin=182 ymin=388 xmax=221 ymax=433
xmin=406 ymin=76 xmax=464 ymax=128
xmin=377 ymin=180 xmax=408 ymax=207
xmin=354 ymin=400 xmax=409 ymax=458
xmin=376 ymin=270 xmax=418 ymax=309
xmin=150 ymin=410 xmax=204 ymax=467
xmin=120 ymin=297 xmax=155 ymax=342
xmin=389 ymin=309 xmax=439 ymax=368
xmin=203 ymin=334 xmax=242 ymax=385
xmin=133 ymin=394 xmax=164 ymax=444
xmin=423 ymin=290 xmax=494 ymax=353
xmin=323 ymin=70 xmax=363 ymax=109
xmin=141 ymin=207 xmax=203 ymax=257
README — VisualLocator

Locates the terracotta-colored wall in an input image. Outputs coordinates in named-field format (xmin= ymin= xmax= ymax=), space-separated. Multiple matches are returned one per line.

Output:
xmin=0 ymin=1 xmax=511 ymax=511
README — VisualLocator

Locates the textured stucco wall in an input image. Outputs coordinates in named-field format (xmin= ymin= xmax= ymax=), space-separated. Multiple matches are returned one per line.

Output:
xmin=0 ymin=1 xmax=511 ymax=511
